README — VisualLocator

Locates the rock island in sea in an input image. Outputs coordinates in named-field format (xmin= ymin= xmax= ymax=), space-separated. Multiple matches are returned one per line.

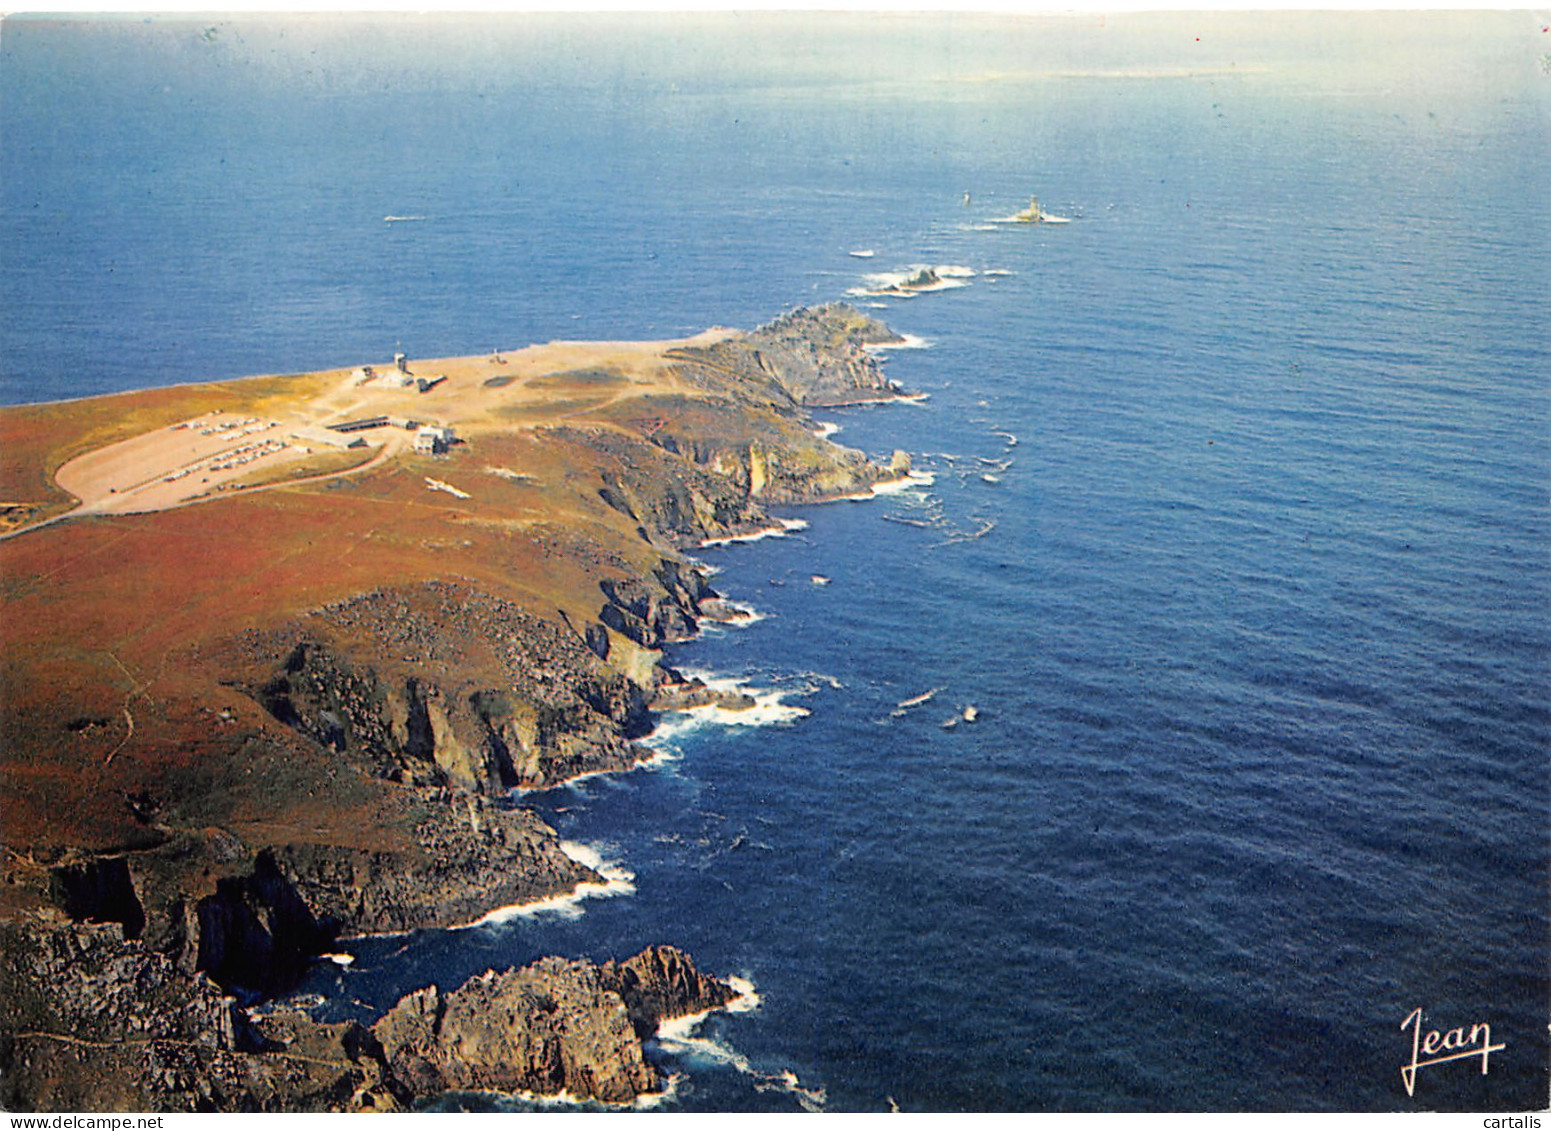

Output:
xmin=0 ymin=303 xmax=916 ymax=1111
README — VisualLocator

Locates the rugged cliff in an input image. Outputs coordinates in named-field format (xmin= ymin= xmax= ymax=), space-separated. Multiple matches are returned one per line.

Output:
xmin=0 ymin=304 xmax=914 ymax=1111
xmin=0 ymin=919 xmax=401 ymax=1112
xmin=0 ymin=926 xmax=730 ymax=1112
xmin=668 ymin=302 xmax=906 ymax=406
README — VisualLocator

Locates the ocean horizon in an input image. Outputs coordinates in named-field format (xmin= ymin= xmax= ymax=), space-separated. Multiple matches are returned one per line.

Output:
xmin=2 ymin=11 xmax=1547 ymax=1113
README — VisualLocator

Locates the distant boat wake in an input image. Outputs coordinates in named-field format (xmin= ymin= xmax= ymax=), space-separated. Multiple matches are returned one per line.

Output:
xmin=384 ymin=215 xmax=428 ymax=223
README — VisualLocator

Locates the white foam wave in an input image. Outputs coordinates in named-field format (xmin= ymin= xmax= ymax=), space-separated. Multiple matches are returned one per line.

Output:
xmin=789 ymin=671 xmax=845 ymax=692
xmin=870 ymin=469 xmax=936 ymax=495
xmin=643 ymin=670 xmax=811 ymax=755
xmin=848 ymin=264 xmax=975 ymax=298
xmin=653 ymin=977 xmax=825 ymax=1111
xmin=700 ymin=517 xmax=808 ymax=548
xmin=699 ymin=598 xmax=766 ymax=629
xmin=813 ymin=421 xmax=843 ymax=439
xmin=862 ymin=333 xmax=933 ymax=354
xmin=500 ymin=1073 xmax=682 ymax=1111
xmin=719 ymin=598 xmax=765 ymax=624
xmin=507 ymin=740 xmax=676 ymax=795
xmin=724 ymin=975 xmax=761 ymax=1012
xmin=990 ymin=211 xmax=1073 ymax=225
xmin=897 ymin=685 xmax=947 ymax=710
xmin=461 ymin=841 xmax=635 ymax=927
xmin=834 ymin=468 xmax=936 ymax=502
xmin=642 ymin=711 xmax=712 ymax=751
xmin=983 ymin=268 xmax=1014 ymax=277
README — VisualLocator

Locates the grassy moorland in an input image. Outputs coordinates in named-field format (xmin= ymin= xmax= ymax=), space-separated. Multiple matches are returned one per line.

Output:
xmin=0 ymin=304 xmax=912 ymax=1111
xmin=0 ymin=305 xmax=904 ymax=924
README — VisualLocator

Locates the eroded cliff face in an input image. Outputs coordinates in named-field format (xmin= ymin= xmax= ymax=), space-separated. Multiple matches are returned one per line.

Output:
xmin=0 ymin=304 xmax=913 ymax=1111
xmin=668 ymin=302 xmax=905 ymax=407
xmin=0 ymin=918 xmax=400 ymax=1113
xmin=0 ymin=922 xmax=733 ymax=1112
xmin=273 ymin=799 xmax=597 ymax=936
xmin=243 ymin=580 xmax=659 ymax=796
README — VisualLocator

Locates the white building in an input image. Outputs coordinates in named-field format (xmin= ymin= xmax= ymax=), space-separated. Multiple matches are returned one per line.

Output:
xmin=414 ymin=424 xmax=455 ymax=454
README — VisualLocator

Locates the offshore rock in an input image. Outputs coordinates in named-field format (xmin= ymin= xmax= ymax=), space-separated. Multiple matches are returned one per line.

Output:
xmin=649 ymin=668 xmax=757 ymax=713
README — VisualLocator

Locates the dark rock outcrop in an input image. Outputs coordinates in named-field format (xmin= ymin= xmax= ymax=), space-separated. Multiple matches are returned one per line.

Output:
xmin=0 ymin=303 xmax=912 ymax=1112
xmin=600 ymin=944 xmax=738 ymax=1039
xmin=273 ymin=800 xmax=598 ymax=936
xmin=649 ymin=668 xmax=756 ymax=713
xmin=0 ymin=927 xmax=735 ymax=1111
xmin=669 ymin=303 xmax=905 ymax=407
xmin=195 ymin=850 xmax=335 ymax=997
xmin=249 ymin=581 xmax=658 ymax=793
xmin=0 ymin=921 xmax=401 ymax=1112
xmin=49 ymin=856 xmax=145 ymax=940
xmin=372 ymin=946 xmax=735 ymax=1105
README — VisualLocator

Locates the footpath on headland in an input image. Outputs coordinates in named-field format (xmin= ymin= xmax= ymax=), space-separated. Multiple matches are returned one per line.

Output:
xmin=0 ymin=303 xmax=921 ymax=1112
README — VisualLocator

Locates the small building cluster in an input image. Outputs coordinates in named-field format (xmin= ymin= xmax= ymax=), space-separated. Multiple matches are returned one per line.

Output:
xmin=291 ymin=426 xmax=367 ymax=450
xmin=350 ymin=354 xmax=445 ymax=394
xmin=328 ymin=416 xmax=390 ymax=434
xmin=414 ymin=424 xmax=456 ymax=455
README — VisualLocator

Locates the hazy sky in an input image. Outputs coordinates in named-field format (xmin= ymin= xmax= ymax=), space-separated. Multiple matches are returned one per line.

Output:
xmin=2 ymin=10 xmax=1542 ymax=100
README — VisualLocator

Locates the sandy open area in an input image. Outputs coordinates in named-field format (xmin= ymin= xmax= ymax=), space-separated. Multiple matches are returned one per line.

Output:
xmin=46 ymin=328 xmax=738 ymax=521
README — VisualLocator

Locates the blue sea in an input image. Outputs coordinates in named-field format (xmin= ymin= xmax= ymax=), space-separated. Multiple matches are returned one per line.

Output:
xmin=3 ymin=13 xmax=1547 ymax=1113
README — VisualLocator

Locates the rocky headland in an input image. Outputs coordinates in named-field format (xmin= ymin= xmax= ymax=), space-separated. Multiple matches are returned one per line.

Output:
xmin=0 ymin=303 xmax=913 ymax=1111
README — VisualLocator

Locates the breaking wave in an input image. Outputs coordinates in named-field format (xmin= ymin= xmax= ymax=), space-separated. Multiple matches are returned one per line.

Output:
xmin=460 ymin=841 xmax=635 ymax=927
xmin=703 ymin=598 xmax=765 ymax=627
xmin=643 ymin=669 xmax=812 ymax=757
xmin=487 ymin=1072 xmax=683 ymax=1111
xmin=862 ymin=333 xmax=933 ymax=354
xmin=654 ymin=977 xmax=826 ymax=1112
xmin=847 ymin=264 xmax=974 ymax=298
xmin=832 ymin=469 xmax=936 ymax=502
xmin=700 ymin=518 xmax=808 ymax=548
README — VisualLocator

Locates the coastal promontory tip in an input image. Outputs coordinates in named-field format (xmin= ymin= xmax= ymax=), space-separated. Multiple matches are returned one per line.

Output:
xmin=0 ymin=303 xmax=916 ymax=1112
